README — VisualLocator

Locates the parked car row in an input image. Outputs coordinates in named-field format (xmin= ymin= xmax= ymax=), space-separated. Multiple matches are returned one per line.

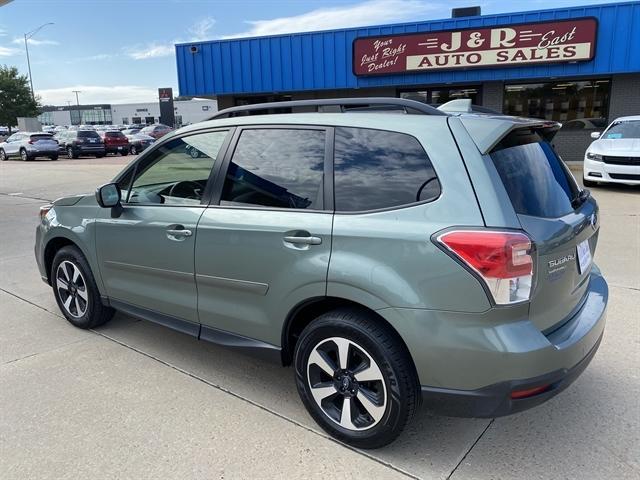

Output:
xmin=0 ymin=128 xmax=158 ymax=161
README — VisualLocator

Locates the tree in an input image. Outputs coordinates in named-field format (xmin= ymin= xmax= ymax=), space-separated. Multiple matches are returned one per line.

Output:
xmin=0 ymin=65 xmax=39 ymax=134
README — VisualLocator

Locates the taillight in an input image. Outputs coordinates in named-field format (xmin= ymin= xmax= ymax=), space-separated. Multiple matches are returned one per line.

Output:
xmin=39 ymin=204 xmax=53 ymax=220
xmin=437 ymin=230 xmax=534 ymax=305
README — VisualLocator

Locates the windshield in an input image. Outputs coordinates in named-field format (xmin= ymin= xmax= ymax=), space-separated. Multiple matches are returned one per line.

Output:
xmin=490 ymin=130 xmax=580 ymax=218
xmin=603 ymin=120 xmax=640 ymax=139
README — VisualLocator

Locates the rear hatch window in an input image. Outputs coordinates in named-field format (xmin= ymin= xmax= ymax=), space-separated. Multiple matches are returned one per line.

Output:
xmin=489 ymin=129 xmax=598 ymax=333
xmin=490 ymin=130 xmax=579 ymax=218
xmin=30 ymin=134 xmax=54 ymax=142
xmin=78 ymin=131 xmax=100 ymax=139
xmin=106 ymin=131 xmax=125 ymax=138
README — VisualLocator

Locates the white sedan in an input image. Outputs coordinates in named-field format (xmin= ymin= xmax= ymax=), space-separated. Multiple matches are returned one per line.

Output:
xmin=583 ymin=115 xmax=640 ymax=187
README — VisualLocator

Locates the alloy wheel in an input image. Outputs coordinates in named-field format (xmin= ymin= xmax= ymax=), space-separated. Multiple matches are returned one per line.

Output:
xmin=307 ymin=337 xmax=387 ymax=431
xmin=0 ymin=149 xmax=6 ymax=161
xmin=20 ymin=149 xmax=28 ymax=161
xmin=56 ymin=260 xmax=89 ymax=318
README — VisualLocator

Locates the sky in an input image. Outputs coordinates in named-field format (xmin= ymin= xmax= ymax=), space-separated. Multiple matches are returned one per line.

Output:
xmin=0 ymin=0 xmax=629 ymax=105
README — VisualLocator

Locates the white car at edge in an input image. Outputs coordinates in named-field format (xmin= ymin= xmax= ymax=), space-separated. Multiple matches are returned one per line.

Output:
xmin=583 ymin=115 xmax=640 ymax=187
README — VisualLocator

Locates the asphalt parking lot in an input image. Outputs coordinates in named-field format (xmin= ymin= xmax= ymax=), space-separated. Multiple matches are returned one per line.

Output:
xmin=0 ymin=156 xmax=638 ymax=479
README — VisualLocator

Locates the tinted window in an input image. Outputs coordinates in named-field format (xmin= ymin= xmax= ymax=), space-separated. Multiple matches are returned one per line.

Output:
xmin=78 ymin=130 xmax=100 ymax=138
xmin=490 ymin=131 xmax=579 ymax=218
xmin=221 ymin=129 xmax=325 ymax=210
xmin=333 ymin=127 xmax=440 ymax=212
xmin=106 ymin=131 xmax=125 ymax=138
xmin=126 ymin=130 xmax=228 ymax=205
xmin=30 ymin=134 xmax=53 ymax=141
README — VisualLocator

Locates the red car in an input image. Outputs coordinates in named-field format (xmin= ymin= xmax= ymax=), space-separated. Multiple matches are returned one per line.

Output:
xmin=140 ymin=124 xmax=173 ymax=139
xmin=98 ymin=130 xmax=129 ymax=156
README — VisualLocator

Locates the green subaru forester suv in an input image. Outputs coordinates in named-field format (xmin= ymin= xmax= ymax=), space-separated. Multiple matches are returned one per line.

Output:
xmin=35 ymin=98 xmax=607 ymax=448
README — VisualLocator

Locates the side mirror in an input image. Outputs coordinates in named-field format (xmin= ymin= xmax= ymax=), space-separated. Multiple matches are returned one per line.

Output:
xmin=590 ymin=131 xmax=601 ymax=139
xmin=95 ymin=183 xmax=121 ymax=208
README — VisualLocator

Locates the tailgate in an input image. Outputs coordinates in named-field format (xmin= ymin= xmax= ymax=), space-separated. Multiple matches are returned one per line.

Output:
xmin=488 ymin=127 xmax=599 ymax=332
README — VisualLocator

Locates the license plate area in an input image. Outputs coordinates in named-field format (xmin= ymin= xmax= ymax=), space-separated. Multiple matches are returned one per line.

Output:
xmin=577 ymin=239 xmax=592 ymax=274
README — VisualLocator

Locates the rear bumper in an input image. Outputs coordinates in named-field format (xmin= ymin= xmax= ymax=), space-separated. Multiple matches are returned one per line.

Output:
xmin=105 ymin=145 xmax=128 ymax=153
xmin=76 ymin=146 xmax=105 ymax=154
xmin=420 ymin=331 xmax=602 ymax=417
xmin=379 ymin=264 xmax=608 ymax=418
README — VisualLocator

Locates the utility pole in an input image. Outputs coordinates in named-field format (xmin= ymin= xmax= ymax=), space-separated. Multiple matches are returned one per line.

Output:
xmin=23 ymin=23 xmax=54 ymax=101
xmin=72 ymin=90 xmax=81 ymax=125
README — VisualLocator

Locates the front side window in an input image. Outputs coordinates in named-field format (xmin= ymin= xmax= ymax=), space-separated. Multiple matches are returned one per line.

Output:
xmin=126 ymin=130 xmax=228 ymax=205
xmin=220 ymin=128 xmax=325 ymax=210
xmin=333 ymin=127 xmax=440 ymax=212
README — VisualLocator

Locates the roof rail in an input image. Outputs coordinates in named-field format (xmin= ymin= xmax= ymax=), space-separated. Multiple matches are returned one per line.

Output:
xmin=208 ymin=97 xmax=447 ymax=120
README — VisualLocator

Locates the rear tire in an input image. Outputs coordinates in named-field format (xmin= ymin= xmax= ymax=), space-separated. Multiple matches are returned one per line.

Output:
xmin=67 ymin=146 xmax=78 ymax=159
xmin=50 ymin=154 xmax=58 ymax=161
xmin=95 ymin=153 xmax=105 ymax=158
xmin=51 ymin=246 xmax=114 ymax=329
xmin=120 ymin=150 xmax=128 ymax=156
xmin=20 ymin=148 xmax=29 ymax=161
xmin=130 ymin=145 xmax=138 ymax=155
xmin=583 ymin=178 xmax=598 ymax=188
xmin=294 ymin=308 xmax=419 ymax=449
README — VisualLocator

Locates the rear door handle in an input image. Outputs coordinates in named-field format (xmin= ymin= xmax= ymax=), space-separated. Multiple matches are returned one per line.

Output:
xmin=283 ymin=236 xmax=322 ymax=245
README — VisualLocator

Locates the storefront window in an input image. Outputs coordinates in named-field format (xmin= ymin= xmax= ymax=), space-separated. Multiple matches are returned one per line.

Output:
xmin=503 ymin=80 xmax=610 ymax=129
xmin=399 ymin=87 xmax=480 ymax=106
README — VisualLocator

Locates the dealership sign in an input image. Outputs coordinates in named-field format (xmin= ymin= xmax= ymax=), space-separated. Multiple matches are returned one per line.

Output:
xmin=353 ymin=18 xmax=597 ymax=75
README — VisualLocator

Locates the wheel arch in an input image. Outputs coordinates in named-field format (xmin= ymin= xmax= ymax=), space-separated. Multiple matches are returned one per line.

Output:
xmin=281 ymin=296 xmax=417 ymax=377
xmin=43 ymin=235 xmax=96 ymax=287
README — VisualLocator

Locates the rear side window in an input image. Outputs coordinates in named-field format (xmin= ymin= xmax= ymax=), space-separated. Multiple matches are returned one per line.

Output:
xmin=221 ymin=128 xmax=325 ymax=210
xmin=333 ymin=127 xmax=440 ymax=212
xmin=490 ymin=130 xmax=579 ymax=218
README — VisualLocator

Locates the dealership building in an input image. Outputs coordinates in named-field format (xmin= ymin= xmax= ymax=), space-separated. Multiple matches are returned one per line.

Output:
xmin=175 ymin=1 xmax=640 ymax=162
xmin=38 ymin=98 xmax=218 ymax=128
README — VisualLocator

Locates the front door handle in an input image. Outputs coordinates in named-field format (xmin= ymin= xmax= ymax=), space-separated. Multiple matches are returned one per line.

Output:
xmin=283 ymin=235 xmax=322 ymax=245
xmin=166 ymin=227 xmax=193 ymax=240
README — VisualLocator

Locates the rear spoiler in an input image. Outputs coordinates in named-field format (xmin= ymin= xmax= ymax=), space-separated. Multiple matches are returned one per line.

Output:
xmin=458 ymin=116 xmax=562 ymax=155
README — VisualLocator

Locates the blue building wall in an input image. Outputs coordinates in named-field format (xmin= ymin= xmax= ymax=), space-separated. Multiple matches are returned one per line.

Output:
xmin=176 ymin=1 xmax=640 ymax=97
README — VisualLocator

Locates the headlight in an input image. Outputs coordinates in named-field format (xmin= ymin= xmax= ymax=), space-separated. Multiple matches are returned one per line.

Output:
xmin=586 ymin=152 xmax=603 ymax=161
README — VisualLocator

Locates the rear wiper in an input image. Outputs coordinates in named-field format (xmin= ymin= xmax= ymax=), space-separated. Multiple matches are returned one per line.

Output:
xmin=571 ymin=189 xmax=591 ymax=209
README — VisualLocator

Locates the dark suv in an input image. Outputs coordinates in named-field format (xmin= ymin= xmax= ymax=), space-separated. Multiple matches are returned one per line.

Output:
xmin=35 ymin=98 xmax=607 ymax=448
xmin=58 ymin=130 xmax=106 ymax=159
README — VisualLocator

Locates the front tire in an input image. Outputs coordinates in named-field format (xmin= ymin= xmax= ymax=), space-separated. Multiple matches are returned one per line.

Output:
xmin=67 ymin=146 xmax=78 ymax=159
xmin=51 ymin=246 xmax=114 ymax=329
xmin=50 ymin=154 xmax=59 ymax=161
xmin=583 ymin=178 xmax=599 ymax=188
xmin=130 ymin=145 xmax=138 ymax=155
xmin=0 ymin=149 xmax=6 ymax=161
xmin=294 ymin=308 xmax=419 ymax=449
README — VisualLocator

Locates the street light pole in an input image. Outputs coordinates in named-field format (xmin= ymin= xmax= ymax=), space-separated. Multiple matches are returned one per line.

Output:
xmin=24 ymin=34 xmax=34 ymax=100
xmin=72 ymin=90 xmax=81 ymax=126
xmin=23 ymin=22 xmax=54 ymax=101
